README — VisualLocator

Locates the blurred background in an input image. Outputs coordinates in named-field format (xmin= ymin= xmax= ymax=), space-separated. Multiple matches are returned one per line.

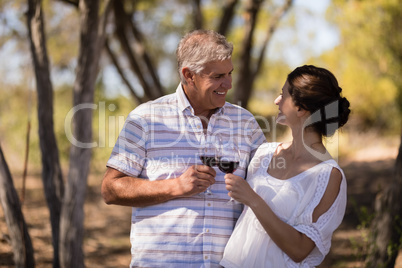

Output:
xmin=0 ymin=0 xmax=401 ymax=267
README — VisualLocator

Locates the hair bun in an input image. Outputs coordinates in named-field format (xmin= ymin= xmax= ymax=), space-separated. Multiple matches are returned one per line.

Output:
xmin=320 ymin=97 xmax=350 ymax=137
xmin=338 ymin=97 xmax=350 ymax=128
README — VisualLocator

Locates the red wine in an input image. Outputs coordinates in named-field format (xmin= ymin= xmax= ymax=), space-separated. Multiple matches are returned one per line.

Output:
xmin=218 ymin=161 xmax=239 ymax=173
xmin=200 ymin=156 xmax=218 ymax=167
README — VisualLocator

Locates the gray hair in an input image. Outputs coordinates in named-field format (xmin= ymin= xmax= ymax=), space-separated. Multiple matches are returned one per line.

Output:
xmin=176 ymin=29 xmax=233 ymax=84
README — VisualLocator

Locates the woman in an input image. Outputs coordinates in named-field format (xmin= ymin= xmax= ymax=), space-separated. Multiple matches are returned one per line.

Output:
xmin=220 ymin=65 xmax=351 ymax=267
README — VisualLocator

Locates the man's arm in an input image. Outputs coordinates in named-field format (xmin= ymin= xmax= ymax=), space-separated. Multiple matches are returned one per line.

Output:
xmin=101 ymin=166 xmax=216 ymax=207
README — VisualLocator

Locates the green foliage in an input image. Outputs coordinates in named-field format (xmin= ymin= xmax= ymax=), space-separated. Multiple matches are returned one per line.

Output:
xmin=2 ymin=0 xmax=402 ymax=174
xmin=330 ymin=50 xmax=399 ymax=130
xmin=325 ymin=0 xmax=402 ymax=132
xmin=45 ymin=3 xmax=80 ymax=70
xmin=0 ymin=84 xmax=40 ymax=171
xmin=347 ymin=198 xmax=375 ymax=263
xmin=53 ymin=82 xmax=136 ymax=170
xmin=91 ymin=85 xmax=135 ymax=171
xmin=200 ymin=1 xmax=222 ymax=29
xmin=0 ymin=80 xmax=136 ymax=173
xmin=248 ymin=61 xmax=291 ymax=117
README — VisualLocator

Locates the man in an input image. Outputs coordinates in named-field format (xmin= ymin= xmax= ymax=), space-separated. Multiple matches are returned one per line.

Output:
xmin=101 ymin=29 xmax=266 ymax=267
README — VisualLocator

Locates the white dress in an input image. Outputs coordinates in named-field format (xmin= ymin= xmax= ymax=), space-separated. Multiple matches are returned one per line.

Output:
xmin=220 ymin=143 xmax=347 ymax=268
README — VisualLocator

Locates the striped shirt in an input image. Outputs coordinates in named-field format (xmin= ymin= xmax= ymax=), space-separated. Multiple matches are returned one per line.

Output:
xmin=107 ymin=84 xmax=266 ymax=268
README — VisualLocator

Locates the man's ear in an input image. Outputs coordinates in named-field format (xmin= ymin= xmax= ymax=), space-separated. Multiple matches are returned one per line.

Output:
xmin=182 ymin=67 xmax=194 ymax=84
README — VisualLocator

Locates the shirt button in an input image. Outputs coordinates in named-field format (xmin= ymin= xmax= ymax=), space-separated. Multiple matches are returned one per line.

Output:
xmin=207 ymin=203 xmax=211 ymax=207
xmin=206 ymin=229 xmax=210 ymax=233
xmin=204 ymin=256 xmax=209 ymax=260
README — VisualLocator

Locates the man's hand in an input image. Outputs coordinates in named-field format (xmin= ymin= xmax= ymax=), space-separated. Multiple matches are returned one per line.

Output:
xmin=101 ymin=165 xmax=216 ymax=207
xmin=175 ymin=165 xmax=216 ymax=196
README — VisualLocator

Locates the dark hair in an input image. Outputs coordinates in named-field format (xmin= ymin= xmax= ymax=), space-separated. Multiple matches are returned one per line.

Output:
xmin=287 ymin=65 xmax=351 ymax=137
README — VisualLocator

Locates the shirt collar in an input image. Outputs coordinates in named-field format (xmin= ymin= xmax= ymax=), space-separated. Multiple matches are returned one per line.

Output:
xmin=177 ymin=83 xmax=192 ymax=113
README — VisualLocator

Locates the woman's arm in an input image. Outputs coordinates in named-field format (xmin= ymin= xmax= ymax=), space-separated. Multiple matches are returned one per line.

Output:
xmin=225 ymin=168 xmax=342 ymax=262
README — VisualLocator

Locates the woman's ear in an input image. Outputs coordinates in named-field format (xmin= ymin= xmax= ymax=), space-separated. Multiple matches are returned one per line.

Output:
xmin=296 ymin=106 xmax=307 ymax=117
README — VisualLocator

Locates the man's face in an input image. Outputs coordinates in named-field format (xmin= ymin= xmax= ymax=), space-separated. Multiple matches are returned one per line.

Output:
xmin=184 ymin=59 xmax=233 ymax=116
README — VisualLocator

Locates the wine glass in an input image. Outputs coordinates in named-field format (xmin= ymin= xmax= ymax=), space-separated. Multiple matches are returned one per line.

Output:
xmin=216 ymin=135 xmax=240 ymax=204
xmin=199 ymin=140 xmax=219 ymax=195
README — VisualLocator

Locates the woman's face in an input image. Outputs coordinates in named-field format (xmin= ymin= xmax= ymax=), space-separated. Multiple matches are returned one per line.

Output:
xmin=274 ymin=81 xmax=298 ymax=126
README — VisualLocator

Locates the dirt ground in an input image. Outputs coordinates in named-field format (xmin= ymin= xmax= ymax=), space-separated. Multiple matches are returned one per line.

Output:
xmin=1 ymin=145 xmax=402 ymax=267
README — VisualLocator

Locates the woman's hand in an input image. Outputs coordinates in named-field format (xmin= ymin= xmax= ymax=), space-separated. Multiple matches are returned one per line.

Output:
xmin=224 ymin=174 xmax=258 ymax=206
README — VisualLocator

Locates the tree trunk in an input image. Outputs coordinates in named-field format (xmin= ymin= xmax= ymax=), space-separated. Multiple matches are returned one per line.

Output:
xmin=233 ymin=0 xmax=262 ymax=108
xmin=217 ymin=0 xmax=239 ymax=36
xmin=233 ymin=0 xmax=293 ymax=109
xmin=26 ymin=0 xmax=64 ymax=267
xmin=192 ymin=0 xmax=203 ymax=29
xmin=59 ymin=0 xmax=106 ymax=267
xmin=0 ymin=145 xmax=35 ymax=268
xmin=365 ymin=133 xmax=402 ymax=267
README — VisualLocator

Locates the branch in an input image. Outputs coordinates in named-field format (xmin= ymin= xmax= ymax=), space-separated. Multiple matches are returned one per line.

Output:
xmin=127 ymin=10 xmax=164 ymax=97
xmin=56 ymin=0 xmax=79 ymax=8
xmin=105 ymin=38 xmax=145 ymax=104
xmin=96 ymin=0 xmax=113 ymax=55
xmin=112 ymin=0 xmax=155 ymax=100
xmin=253 ymin=0 xmax=293 ymax=79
